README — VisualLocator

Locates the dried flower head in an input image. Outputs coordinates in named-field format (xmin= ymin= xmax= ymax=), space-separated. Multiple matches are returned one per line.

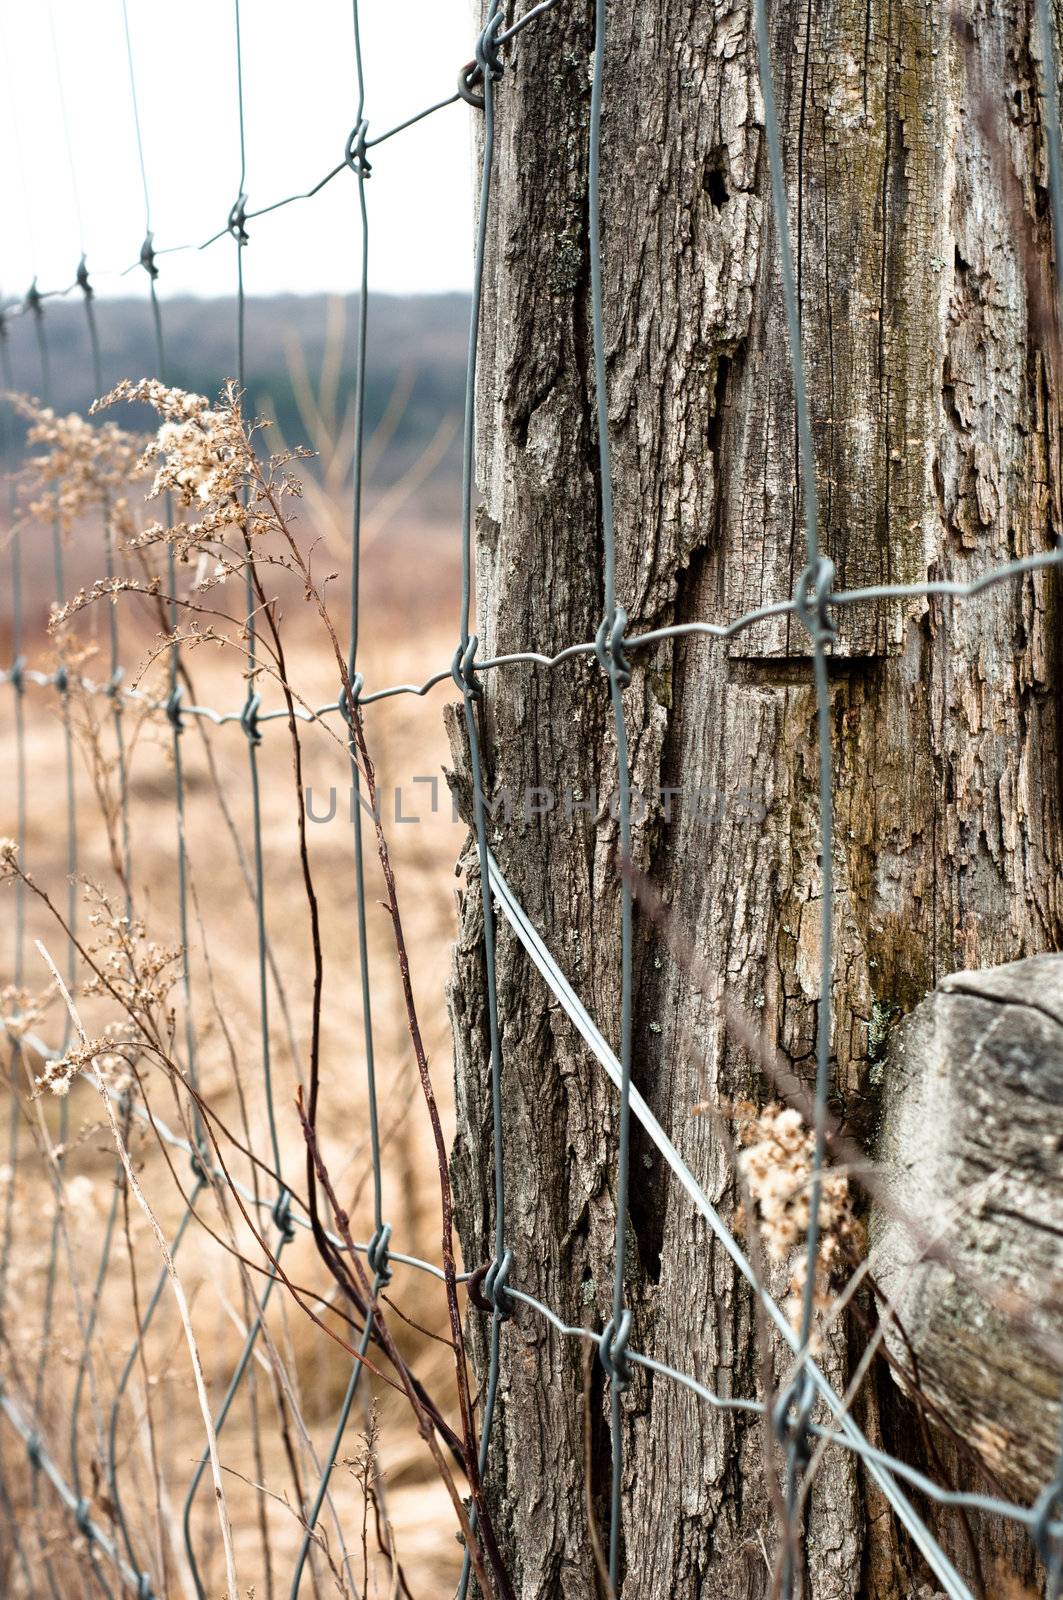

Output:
xmin=92 ymin=379 xmax=263 ymax=569
xmin=0 ymin=984 xmax=46 ymax=1039
xmin=34 ymin=1036 xmax=114 ymax=1098
xmin=12 ymin=395 xmax=146 ymax=535
xmin=82 ymin=885 xmax=180 ymax=1034
xmin=733 ymin=1099 xmax=855 ymax=1328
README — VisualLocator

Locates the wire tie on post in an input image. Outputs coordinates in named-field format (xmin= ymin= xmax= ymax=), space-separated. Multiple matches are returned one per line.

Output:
xmin=338 ymin=672 xmax=364 ymax=730
xmin=483 ymin=1247 xmax=514 ymax=1320
xmin=367 ymin=1222 xmax=393 ymax=1285
xmin=458 ymin=5 xmax=505 ymax=109
xmin=467 ymin=1250 xmax=514 ymax=1319
xmin=76 ymin=254 xmax=93 ymax=299
xmin=271 ymin=1187 xmax=295 ymax=1243
xmin=227 ymin=192 xmax=249 ymax=245
xmin=457 ymin=58 xmax=485 ymax=107
xmin=450 ymin=637 xmax=483 ymax=701
xmin=164 ymin=683 xmax=184 ymax=733
xmin=344 ymin=119 xmax=372 ymax=178
xmin=476 ymin=8 xmax=506 ymax=83
xmin=594 ymin=607 xmax=632 ymax=689
xmin=139 ymin=233 xmax=159 ymax=281
xmin=598 ymin=1309 xmax=632 ymax=1391
xmin=793 ymin=554 xmax=836 ymax=648
xmin=239 ymin=689 xmax=261 ymax=746
xmin=188 ymin=1142 xmax=209 ymax=1184
xmin=772 ymin=1368 xmax=815 ymax=1473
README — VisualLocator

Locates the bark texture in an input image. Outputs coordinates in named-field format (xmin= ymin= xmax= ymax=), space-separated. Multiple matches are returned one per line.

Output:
xmin=447 ymin=1 xmax=1063 ymax=1595
xmin=870 ymin=954 xmax=1063 ymax=1506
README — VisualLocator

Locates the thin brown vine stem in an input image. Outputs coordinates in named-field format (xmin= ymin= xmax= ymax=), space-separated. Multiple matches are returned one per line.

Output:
xmin=237 ymin=460 xmax=511 ymax=1589
xmin=236 ymin=536 xmax=386 ymax=1344
xmin=297 ymin=1095 xmax=499 ymax=1600
xmin=239 ymin=532 xmax=470 ymax=1465
xmin=247 ymin=469 xmax=491 ymax=1460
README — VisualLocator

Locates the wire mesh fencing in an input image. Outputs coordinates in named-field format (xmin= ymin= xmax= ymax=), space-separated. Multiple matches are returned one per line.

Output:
xmin=1 ymin=1 xmax=1062 ymax=1598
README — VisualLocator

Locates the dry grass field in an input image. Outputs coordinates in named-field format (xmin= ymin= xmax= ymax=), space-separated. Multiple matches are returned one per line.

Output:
xmin=0 ymin=441 xmax=474 ymax=1597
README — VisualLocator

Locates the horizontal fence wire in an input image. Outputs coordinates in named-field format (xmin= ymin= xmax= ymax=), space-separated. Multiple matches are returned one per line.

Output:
xmin=1 ymin=0 xmax=1062 ymax=1597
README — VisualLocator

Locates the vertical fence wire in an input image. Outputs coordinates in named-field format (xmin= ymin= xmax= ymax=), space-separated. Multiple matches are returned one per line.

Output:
xmin=0 ymin=296 xmax=36 ymax=1600
xmin=289 ymin=3 xmax=396 ymax=1593
xmin=102 ymin=8 xmax=208 ymax=1589
xmin=70 ymin=262 xmax=124 ymax=1600
xmin=453 ymin=9 xmax=514 ymax=1598
xmin=50 ymin=1 xmax=138 ymax=1549
xmin=27 ymin=287 xmax=76 ymax=1600
xmin=749 ymin=0 xmax=833 ymax=1587
xmin=179 ymin=10 xmax=300 ymax=1594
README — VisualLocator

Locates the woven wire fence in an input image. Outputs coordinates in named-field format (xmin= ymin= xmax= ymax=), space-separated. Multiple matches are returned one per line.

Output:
xmin=1 ymin=1 xmax=1062 ymax=1597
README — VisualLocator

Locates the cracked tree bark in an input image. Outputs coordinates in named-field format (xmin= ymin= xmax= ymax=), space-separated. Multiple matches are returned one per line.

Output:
xmin=446 ymin=1 xmax=1063 ymax=1595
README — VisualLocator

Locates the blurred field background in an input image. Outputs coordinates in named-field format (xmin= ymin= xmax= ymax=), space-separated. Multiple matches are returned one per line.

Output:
xmin=0 ymin=290 xmax=478 ymax=1597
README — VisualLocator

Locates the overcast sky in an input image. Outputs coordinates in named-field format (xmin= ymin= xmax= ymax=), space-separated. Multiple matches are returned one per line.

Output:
xmin=0 ymin=0 xmax=475 ymax=302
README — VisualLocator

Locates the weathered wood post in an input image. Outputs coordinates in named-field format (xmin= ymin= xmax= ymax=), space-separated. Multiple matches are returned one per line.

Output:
xmin=871 ymin=956 xmax=1063 ymax=1506
xmin=448 ymin=1 xmax=1063 ymax=1593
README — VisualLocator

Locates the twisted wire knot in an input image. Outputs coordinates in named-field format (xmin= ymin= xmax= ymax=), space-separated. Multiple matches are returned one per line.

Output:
xmin=1031 ymin=1476 xmax=1063 ymax=1571
xmin=24 ymin=280 xmax=42 ymax=319
xmin=367 ymin=1222 xmax=393 ymax=1284
xmin=54 ymin=664 xmax=70 ymax=696
xmin=467 ymin=1248 xmax=514 ymax=1319
xmin=793 ymin=555 xmax=836 ymax=648
xmin=164 ymin=684 xmax=184 ymax=732
xmin=76 ymin=255 xmax=93 ymax=298
xmin=240 ymin=690 xmax=262 ymax=746
xmin=136 ymin=1573 xmax=154 ymax=1600
xmin=227 ymin=193 xmax=249 ymax=245
xmin=344 ymin=119 xmax=372 ymax=177
xmin=338 ymin=672 xmax=363 ymax=729
xmin=594 ymin=607 xmax=632 ymax=689
xmin=74 ymin=1496 xmax=93 ymax=1537
xmin=189 ymin=1143 xmax=209 ymax=1184
xmin=476 ymin=7 xmax=505 ymax=81
xmin=451 ymin=637 xmax=483 ymax=701
xmin=483 ymin=1247 xmax=514 ymax=1320
xmin=458 ymin=6 xmax=505 ymax=108
xmin=772 ymin=1368 xmax=816 ymax=1473
xmin=457 ymin=58 xmax=484 ymax=107
xmin=598 ymin=1309 xmax=632 ymax=1390
xmin=26 ymin=1432 xmax=42 ymax=1469
xmin=105 ymin=666 xmax=125 ymax=700
xmin=271 ymin=1188 xmax=296 ymax=1242
xmin=139 ymin=234 xmax=159 ymax=281
xmin=9 ymin=656 xmax=25 ymax=695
